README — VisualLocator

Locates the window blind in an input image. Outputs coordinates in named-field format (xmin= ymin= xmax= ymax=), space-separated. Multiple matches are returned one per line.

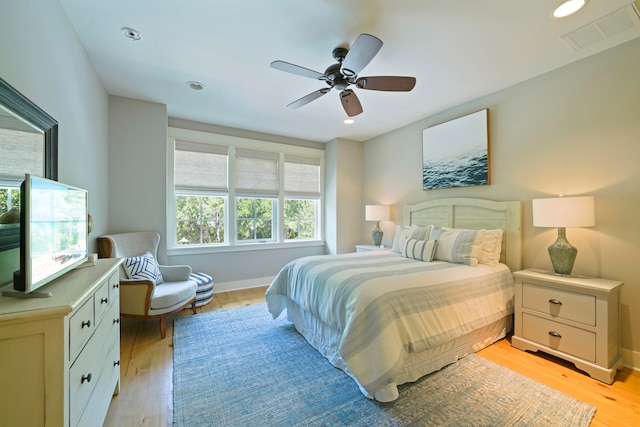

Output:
xmin=174 ymin=140 xmax=228 ymax=191
xmin=0 ymin=129 xmax=44 ymax=180
xmin=284 ymin=154 xmax=320 ymax=197
xmin=235 ymin=148 xmax=278 ymax=197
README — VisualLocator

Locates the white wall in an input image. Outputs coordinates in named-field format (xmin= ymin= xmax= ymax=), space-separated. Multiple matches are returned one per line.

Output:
xmin=362 ymin=38 xmax=640 ymax=362
xmin=325 ymin=138 xmax=363 ymax=254
xmin=107 ymin=96 xmax=169 ymax=260
xmin=0 ymin=0 xmax=110 ymax=251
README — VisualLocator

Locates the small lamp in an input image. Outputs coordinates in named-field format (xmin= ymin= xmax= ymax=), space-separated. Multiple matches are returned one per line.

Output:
xmin=365 ymin=205 xmax=390 ymax=247
xmin=532 ymin=196 xmax=595 ymax=276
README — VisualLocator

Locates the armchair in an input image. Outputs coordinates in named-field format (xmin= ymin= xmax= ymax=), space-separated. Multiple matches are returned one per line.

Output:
xmin=97 ymin=231 xmax=197 ymax=338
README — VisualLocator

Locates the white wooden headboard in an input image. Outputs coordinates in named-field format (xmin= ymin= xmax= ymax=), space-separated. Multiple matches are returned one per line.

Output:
xmin=403 ymin=198 xmax=522 ymax=271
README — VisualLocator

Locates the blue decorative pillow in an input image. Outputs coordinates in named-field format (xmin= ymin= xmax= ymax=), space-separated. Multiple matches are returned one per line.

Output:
xmin=401 ymin=239 xmax=438 ymax=262
xmin=123 ymin=252 xmax=164 ymax=284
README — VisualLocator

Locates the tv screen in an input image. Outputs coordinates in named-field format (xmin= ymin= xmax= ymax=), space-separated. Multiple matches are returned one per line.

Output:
xmin=12 ymin=174 xmax=88 ymax=295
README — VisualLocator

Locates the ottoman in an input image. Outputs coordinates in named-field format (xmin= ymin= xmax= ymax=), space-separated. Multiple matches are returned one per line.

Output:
xmin=189 ymin=272 xmax=214 ymax=307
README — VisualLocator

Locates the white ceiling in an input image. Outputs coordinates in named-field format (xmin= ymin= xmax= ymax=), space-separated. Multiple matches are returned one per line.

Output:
xmin=58 ymin=0 xmax=640 ymax=143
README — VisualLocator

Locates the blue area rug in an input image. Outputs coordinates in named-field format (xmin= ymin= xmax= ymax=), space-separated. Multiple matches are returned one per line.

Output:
xmin=173 ymin=303 xmax=596 ymax=427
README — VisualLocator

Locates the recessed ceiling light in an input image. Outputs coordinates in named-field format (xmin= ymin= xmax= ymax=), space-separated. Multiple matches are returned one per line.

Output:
xmin=121 ymin=27 xmax=142 ymax=41
xmin=552 ymin=0 xmax=588 ymax=18
xmin=344 ymin=119 xmax=355 ymax=124
xmin=186 ymin=81 xmax=205 ymax=91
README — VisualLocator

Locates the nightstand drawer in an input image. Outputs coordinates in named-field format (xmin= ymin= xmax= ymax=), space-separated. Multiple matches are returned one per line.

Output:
xmin=522 ymin=313 xmax=596 ymax=362
xmin=522 ymin=282 xmax=595 ymax=326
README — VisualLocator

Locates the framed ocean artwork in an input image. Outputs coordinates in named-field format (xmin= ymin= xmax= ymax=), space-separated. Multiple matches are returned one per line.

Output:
xmin=422 ymin=109 xmax=489 ymax=190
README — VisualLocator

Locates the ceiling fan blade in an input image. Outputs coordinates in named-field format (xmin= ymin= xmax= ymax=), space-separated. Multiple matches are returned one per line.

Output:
xmin=340 ymin=89 xmax=363 ymax=117
xmin=340 ymin=34 xmax=383 ymax=77
xmin=355 ymin=76 xmax=416 ymax=92
xmin=287 ymin=88 xmax=331 ymax=109
xmin=271 ymin=60 xmax=326 ymax=80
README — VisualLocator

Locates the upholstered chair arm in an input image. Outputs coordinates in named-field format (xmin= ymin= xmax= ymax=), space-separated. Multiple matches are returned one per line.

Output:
xmin=119 ymin=279 xmax=154 ymax=316
xmin=158 ymin=264 xmax=192 ymax=282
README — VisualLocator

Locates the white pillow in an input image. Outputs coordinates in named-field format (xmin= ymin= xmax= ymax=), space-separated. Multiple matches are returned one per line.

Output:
xmin=478 ymin=229 xmax=504 ymax=266
xmin=429 ymin=227 xmax=485 ymax=266
xmin=123 ymin=252 xmax=164 ymax=284
xmin=391 ymin=225 xmax=433 ymax=253
xmin=402 ymin=239 xmax=437 ymax=262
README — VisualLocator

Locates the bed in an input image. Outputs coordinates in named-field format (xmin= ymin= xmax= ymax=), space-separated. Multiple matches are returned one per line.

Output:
xmin=266 ymin=198 xmax=522 ymax=402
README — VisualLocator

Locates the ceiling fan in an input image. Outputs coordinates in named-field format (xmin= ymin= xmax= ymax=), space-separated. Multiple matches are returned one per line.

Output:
xmin=270 ymin=33 xmax=416 ymax=117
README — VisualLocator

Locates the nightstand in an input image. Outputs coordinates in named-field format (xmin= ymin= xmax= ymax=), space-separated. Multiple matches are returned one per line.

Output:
xmin=512 ymin=269 xmax=623 ymax=384
xmin=355 ymin=245 xmax=391 ymax=253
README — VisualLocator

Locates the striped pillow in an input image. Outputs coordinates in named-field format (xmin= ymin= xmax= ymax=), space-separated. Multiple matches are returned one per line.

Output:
xmin=429 ymin=227 xmax=485 ymax=266
xmin=402 ymin=239 xmax=437 ymax=262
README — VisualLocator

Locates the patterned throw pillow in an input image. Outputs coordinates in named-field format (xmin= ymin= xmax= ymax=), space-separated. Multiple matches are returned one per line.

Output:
xmin=123 ymin=252 xmax=164 ymax=284
xmin=391 ymin=225 xmax=433 ymax=253
xmin=401 ymin=239 xmax=438 ymax=262
xmin=429 ymin=227 xmax=485 ymax=266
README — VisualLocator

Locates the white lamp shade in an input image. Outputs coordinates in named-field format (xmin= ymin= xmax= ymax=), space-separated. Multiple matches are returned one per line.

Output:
xmin=532 ymin=196 xmax=595 ymax=228
xmin=365 ymin=205 xmax=390 ymax=222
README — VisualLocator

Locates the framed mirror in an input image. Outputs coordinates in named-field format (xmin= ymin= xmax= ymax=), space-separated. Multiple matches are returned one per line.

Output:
xmin=0 ymin=77 xmax=58 ymax=252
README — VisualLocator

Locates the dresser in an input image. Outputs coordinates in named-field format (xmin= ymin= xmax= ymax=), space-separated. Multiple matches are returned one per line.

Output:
xmin=512 ymin=269 xmax=623 ymax=384
xmin=0 ymin=258 xmax=122 ymax=427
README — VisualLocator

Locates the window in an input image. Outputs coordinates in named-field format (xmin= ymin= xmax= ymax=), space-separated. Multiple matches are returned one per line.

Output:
xmin=284 ymin=155 xmax=321 ymax=241
xmin=168 ymin=128 xmax=324 ymax=251
xmin=175 ymin=195 xmax=225 ymax=244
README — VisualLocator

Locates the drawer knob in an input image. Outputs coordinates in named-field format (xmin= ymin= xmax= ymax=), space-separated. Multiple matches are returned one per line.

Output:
xmin=101 ymin=297 xmax=108 ymax=304
xmin=81 ymin=373 xmax=92 ymax=384
xmin=114 ymin=360 xmax=120 ymax=367
xmin=548 ymin=299 xmax=562 ymax=306
xmin=81 ymin=320 xmax=91 ymax=328
xmin=113 ymin=283 xmax=119 ymax=289
xmin=113 ymin=318 xmax=120 ymax=324
xmin=548 ymin=331 xmax=562 ymax=338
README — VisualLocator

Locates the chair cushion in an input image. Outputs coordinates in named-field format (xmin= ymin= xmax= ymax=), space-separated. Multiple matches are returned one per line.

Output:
xmin=150 ymin=280 xmax=197 ymax=310
xmin=123 ymin=252 xmax=164 ymax=284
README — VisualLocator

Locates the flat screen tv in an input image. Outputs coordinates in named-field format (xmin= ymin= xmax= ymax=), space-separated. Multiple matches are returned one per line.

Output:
xmin=3 ymin=174 xmax=88 ymax=297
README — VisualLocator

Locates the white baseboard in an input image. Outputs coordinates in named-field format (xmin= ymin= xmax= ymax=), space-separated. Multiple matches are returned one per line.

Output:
xmin=213 ymin=276 xmax=274 ymax=294
xmin=621 ymin=347 xmax=640 ymax=372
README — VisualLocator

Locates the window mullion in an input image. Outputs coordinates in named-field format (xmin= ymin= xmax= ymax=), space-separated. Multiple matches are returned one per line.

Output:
xmin=228 ymin=147 xmax=237 ymax=245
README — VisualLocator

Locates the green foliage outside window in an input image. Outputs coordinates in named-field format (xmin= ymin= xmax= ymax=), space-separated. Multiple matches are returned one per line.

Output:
xmin=284 ymin=199 xmax=316 ymax=240
xmin=176 ymin=195 xmax=225 ymax=245
xmin=236 ymin=197 xmax=273 ymax=241
xmin=0 ymin=188 xmax=20 ymax=214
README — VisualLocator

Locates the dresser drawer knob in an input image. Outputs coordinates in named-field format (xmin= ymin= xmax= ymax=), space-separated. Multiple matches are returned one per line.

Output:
xmin=113 ymin=318 xmax=120 ymax=324
xmin=101 ymin=297 xmax=108 ymax=304
xmin=548 ymin=299 xmax=562 ymax=305
xmin=81 ymin=320 xmax=91 ymax=328
xmin=113 ymin=283 xmax=119 ymax=289
xmin=548 ymin=331 xmax=562 ymax=338
xmin=114 ymin=360 xmax=120 ymax=367
xmin=81 ymin=373 xmax=92 ymax=384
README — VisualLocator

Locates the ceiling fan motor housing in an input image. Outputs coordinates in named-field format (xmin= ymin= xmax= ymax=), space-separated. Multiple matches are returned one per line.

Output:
xmin=324 ymin=63 xmax=353 ymax=91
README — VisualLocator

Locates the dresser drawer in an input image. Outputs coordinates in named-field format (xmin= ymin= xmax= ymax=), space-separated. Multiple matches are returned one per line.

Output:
xmin=522 ymin=313 xmax=596 ymax=362
xmin=94 ymin=280 xmax=111 ymax=323
xmin=69 ymin=297 xmax=95 ymax=362
xmin=522 ymin=282 xmax=595 ymax=326
xmin=69 ymin=300 xmax=120 ymax=426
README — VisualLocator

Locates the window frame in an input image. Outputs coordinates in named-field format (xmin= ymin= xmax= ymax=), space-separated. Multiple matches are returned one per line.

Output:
xmin=167 ymin=127 xmax=324 ymax=255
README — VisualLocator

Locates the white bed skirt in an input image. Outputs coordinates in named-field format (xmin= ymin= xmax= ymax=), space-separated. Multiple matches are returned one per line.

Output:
xmin=284 ymin=297 xmax=512 ymax=402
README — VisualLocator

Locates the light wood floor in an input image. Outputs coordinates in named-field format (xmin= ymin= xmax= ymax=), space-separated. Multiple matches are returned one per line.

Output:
xmin=104 ymin=287 xmax=639 ymax=427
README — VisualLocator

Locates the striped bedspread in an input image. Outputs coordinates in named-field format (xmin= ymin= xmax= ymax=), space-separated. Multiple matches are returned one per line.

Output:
xmin=266 ymin=251 xmax=515 ymax=398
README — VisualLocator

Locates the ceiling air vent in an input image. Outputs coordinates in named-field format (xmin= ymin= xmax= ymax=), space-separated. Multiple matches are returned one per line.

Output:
xmin=561 ymin=2 xmax=640 ymax=51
